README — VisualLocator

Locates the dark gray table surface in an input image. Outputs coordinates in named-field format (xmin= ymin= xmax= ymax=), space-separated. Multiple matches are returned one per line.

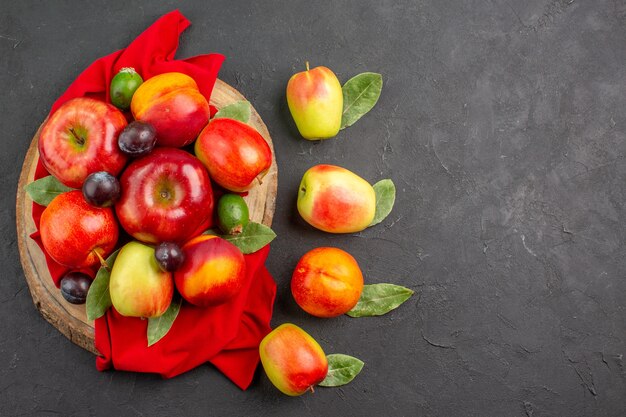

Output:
xmin=2 ymin=1 xmax=625 ymax=416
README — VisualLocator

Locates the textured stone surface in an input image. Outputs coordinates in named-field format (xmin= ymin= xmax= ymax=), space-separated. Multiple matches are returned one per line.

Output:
xmin=1 ymin=1 xmax=625 ymax=415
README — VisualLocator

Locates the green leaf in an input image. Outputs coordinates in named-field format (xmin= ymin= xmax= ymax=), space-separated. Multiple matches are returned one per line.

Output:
xmin=319 ymin=354 xmax=364 ymax=387
xmin=369 ymin=179 xmax=396 ymax=226
xmin=213 ymin=101 xmax=251 ymax=123
xmin=147 ymin=295 xmax=182 ymax=347
xmin=222 ymin=222 xmax=276 ymax=254
xmin=24 ymin=175 xmax=74 ymax=206
xmin=346 ymin=283 xmax=414 ymax=317
xmin=340 ymin=72 xmax=383 ymax=129
xmin=85 ymin=249 xmax=120 ymax=321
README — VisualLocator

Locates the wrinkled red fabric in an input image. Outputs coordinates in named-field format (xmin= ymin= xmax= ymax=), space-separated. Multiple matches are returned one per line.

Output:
xmin=29 ymin=10 xmax=276 ymax=389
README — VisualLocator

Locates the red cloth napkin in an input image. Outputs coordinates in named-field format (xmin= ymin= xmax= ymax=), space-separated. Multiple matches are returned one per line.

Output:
xmin=30 ymin=10 xmax=277 ymax=389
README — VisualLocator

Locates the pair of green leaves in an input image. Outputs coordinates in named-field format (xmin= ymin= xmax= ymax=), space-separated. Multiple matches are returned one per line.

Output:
xmin=340 ymin=72 xmax=383 ymax=130
xmin=85 ymin=248 xmax=183 ymax=346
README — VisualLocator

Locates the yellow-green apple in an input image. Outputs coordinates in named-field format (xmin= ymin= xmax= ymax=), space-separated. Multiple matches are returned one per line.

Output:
xmin=286 ymin=63 xmax=343 ymax=140
xmin=39 ymin=190 xmax=118 ymax=268
xmin=195 ymin=118 xmax=272 ymax=192
xmin=297 ymin=164 xmax=376 ymax=233
xmin=174 ymin=234 xmax=246 ymax=307
xmin=115 ymin=148 xmax=214 ymax=244
xmin=291 ymin=247 xmax=364 ymax=318
xmin=38 ymin=97 xmax=128 ymax=188
xmin=131 ymin=72 xmax=210 ymax=147
xmin=109 ymin=241 xmax=174 ymax=318
xmin=259 ymin=323 xmax=328 ymax=396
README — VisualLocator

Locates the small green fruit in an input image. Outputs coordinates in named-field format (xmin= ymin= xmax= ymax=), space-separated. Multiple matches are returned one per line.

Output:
xmin=110 ymin=67 xmax=143 ymax=111
xmin=217 ymin=194 xmax=249 ymax=235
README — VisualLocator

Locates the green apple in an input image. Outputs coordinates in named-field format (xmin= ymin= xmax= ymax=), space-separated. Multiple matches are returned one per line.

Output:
xmin=286 ymin=63 xmax=343 ymax=140
xmin=109 ymin=241 xmax=174 ymax=318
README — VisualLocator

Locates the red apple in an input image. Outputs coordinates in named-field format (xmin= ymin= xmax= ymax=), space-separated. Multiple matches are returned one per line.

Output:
xmin=115 ymin=148 xmax=214 ymax=244
xmin=39 ymin=190 xmax=119 ymax=268
xmin=174 ymin=234 xmax=246 ymax=307
xmin=195 ymin=118 xmax=272 ymax=192
xmin=38 ymin=97 xmax=128 ymax=188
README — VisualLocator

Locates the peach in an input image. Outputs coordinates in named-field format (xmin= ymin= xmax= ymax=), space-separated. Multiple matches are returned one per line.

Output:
xmin=297 ymin=164 xmax=376 ymax=233
xmin=174 ymin=234 xmax=246 ymax=307
xmin=291 ymin=247 xmax=364 ymax=318
xmin=131 ymin=72 xmax=210 ymax=147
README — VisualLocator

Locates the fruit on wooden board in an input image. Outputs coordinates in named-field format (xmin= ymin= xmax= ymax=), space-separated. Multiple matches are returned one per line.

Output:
xmin=38 ymin=97 xmax=128 ymax=188
xmin=109 ymin=241 xmax=174 ymax=318
xmin=297 ymin=164 xmax=376 ymax=233
xmin=259 ymin=323 xmax=329 ymax=396
xmin=39 ymin=190 xmax=119 ymax=268
xmin=195 ymin=118 xmax=272 ymax=192
xmin=216 ymin=194 xmax=249 ymax=235
xmin=59 ymin=272 xmax=92 ymax=305
xmin=81 ymin=171 xmax=121 ymax=208
xmin=115 ymin=148 xmax=214 ymax=244
xmin=286 ymin=63 xmax=343 ymax=140
xmin=130 ymin=72 xmax=210 ymax=147
xmin=291 ymin=247 xmax=364 ymax=318
xmin=110 ymin=67 xmax=143 ymax=111
xmin=174 ymin=234 xmax=246 ymax=307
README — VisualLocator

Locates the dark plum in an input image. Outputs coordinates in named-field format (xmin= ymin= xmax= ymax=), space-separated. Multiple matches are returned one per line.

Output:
xmin=60 ymin=272 xmax=92 ymax=304
xmin=118 ymin=121 xmax=157 ymax=157
xmin=82 ymin=171 xmax=121 ymax=207
xmin=154 ymin=242 xmax=185 ymax=272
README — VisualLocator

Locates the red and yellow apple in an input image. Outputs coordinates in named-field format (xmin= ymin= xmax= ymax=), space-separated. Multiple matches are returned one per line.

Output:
xmin=286 ymin=63 xmax=343 ymax=140
xmin=130 ymin=72 xmax=210 ymax=147
xmin=297 ymin=164 xmax=376 ymax=233
xmin=115 ymin=148 xmax=214 ymax=244
xmin=291 ymin=247 xmax=364 ymax=318
xmin=38 ymin=97 xmax=128 ymax=188
xmin=195 ymin=118 xmax=272 ymax=192
xmin=109 ymin=241 xmax=174 ymax=318
xmin=259 ymin=323 xmax=328 ymax=396
xmin=174 ymin=234 xmax=246 ymax=307
xmin=39 ymin=190 xmax=118 ymax=268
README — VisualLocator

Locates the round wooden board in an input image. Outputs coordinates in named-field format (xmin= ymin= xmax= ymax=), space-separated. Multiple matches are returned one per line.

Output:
xmin=15 ymin=79 xmax=277 ymax=355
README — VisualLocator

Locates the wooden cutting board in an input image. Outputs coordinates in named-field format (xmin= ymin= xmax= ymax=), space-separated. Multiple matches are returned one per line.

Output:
xmin=15 ymin=80 xmax=277 ymax=355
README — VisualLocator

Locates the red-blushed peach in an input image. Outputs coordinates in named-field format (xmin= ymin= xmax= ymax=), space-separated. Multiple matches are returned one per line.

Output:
xmin=38 ymin=97 xmax=128 ymax=188
xmin=297 ymin=164 xmax=376 ymax=233
xmin=130 ymin=72 xmax=210 ymax=147
xmin=109 ymin=241 xmax=174 ymax=318
xmin=286 ymin=63 xmax=343 ymax=139
xmin=195 ymin=118 xmax=272 ymax=192
xmin=291 ymin=247 xmax=364 ymax=318
xmin=39 ymin=190 xmax=119 ymax=268
xmin=174 ymin=234 xmax=246 ymax=307
xmin=259 ymin=323 xmax=329 ymax=396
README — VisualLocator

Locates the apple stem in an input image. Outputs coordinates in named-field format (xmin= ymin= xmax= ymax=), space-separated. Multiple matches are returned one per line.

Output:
xmin=309 ymin=385 xmax=315 ymax=394
xmin=305 ymin=61 xmax=310 ymax=72
xmin=93 ymin=249 xmax=109 ymax=270
xmin=256 ymin=176 xmax=264 ymax=186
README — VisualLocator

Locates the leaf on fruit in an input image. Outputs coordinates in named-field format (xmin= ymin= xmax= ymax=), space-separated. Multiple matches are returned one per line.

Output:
xmin=213 ymin=101 xmax=251 ymax=123
xmin=25 ymin=175 xmax=74 ymax=206
xmin=202 ymin=228 xmax=220 ymax=236
xmin=340 ymin=72 xmax=383 ymax=129
xmin=86 ymin=249 xmax=120 ymax=321
xmin=147 ymin=295 xmax=182 ymax=347
xmin=319 ymin=354 xmax=364 ymax=387
xmin=346 ymin=283 xmax=414 ymax=318
xmin=369 ymin=179 xmax=396 ymax=226
xmin=222 ymin=222 xmax=276 ymax=254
